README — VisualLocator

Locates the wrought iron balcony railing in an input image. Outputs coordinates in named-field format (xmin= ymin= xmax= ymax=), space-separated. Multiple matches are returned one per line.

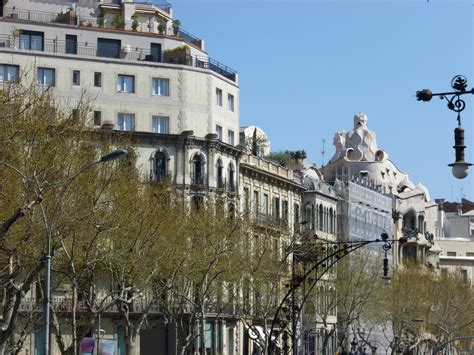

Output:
xmin=191 ymin=173 xmax=206 ymax=186
xmin=0 ymin=34 xmax=237 ymax=81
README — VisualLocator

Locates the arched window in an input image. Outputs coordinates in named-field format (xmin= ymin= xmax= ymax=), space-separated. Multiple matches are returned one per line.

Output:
xmin=294 ymin=203 xmax=300 ymax=233
xmin=228 ymin=163 xmax=235 ymax=191
xmin=155 ymin=151 xmax=167 ymax=181
xmin=418 ymin=215 xmax=425 ymax=234
xmin=403 ymin=211 xmax=416 ymax=232
xmin=304 ymin=203 xmax=314 ymax=230
xmin=329 ymin=208 xmax=334 ymax=234
xmin=318 ymin=205 xmax=324 ymax=231
xmin=192 ymin=154 xmax=204 ymax=185
xmin=191 ymin=195 xmax=203 ymax=211
xmin=228 ymin=203 xmax=235 ymax=219
xmin=216 ymin=159 xmax=224 ymax=188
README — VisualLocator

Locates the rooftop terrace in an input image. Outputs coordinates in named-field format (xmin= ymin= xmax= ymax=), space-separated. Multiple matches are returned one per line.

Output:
xmin=0 ymin=7 xmax=237 ymax=82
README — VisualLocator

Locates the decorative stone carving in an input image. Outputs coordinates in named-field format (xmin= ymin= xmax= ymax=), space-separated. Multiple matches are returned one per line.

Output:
xmin=330 ymin=113 xmax=380 ymax=162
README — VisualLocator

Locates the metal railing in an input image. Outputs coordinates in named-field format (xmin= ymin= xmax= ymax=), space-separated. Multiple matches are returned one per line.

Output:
xmin=251 ymin=213 xmax=289 ymax=230
xmin=0 ymin=35 xmax=237 ymax=81
xmin=1 ymin=7 xmax=200 ymax=47
xmin=191 ymin=173 xmax=206 ymax=186
xmin=19 ymin=297 xmax=160 ymax=313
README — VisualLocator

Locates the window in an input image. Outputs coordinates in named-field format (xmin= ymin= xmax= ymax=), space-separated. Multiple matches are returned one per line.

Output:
xmin=192 ymin=155 xmax=204 ymax=185
xmin=152 ymin=115 xmax=169 ymax=134
xmin=228 ymin=94 xmax=234 ymax=112
xmin=116 ymin=113 xmax=135 ymax=131
xmin=215 ymin=88 xmax=223 ymax=106
xmin=19 ymin=30 xmax=43 ymax=51
xmin=305 ymin=203 xmax=315 ymax=230
xmin=191 ymin=195 xmax=204 ymax=211
xmin=227 ymin=130 xmax=235 ymax=145
xmin=37 ymin=67 xmax=55 ymax=86
xmin=263 ymin=194 xmax=269 ymax=216
xmin=72 ymin=109 xmax=79 ymax=119
xmin=282 ymin=200 xmax=289 ymax=225
xmin=215 ymin=125 xmax=223 ymax=140
xmin=65 ymin=34 xmax=77 ymax=54
xmin=94 ymin=72 xmax=102 ymax=87
xmin=117 ymin=75 xmax=135 ymax=93
xmin=217 ymin=160 xmax=224 ymax=188
xmin=466 ymin=252 xmax=474 ymax=257
xmin=155 ymin=151 xmax=167 ymax=181
xmin=0 ymin=64 xmax=19 ymax=82
xmin=228 ymin=164 xmax=235 ymax=191
xmin=150 ymin=43 xmax=162 ymax=62
xmin=72 ymin=70 xmax=80 ymax=86
xmin=273 ymin=196 xmax=281 ymax=219
xmin=243 ymin=188 xmax=249 ymax=218
xmin=446 ymin=251 xmax=456 ymax=257
xmin=252 ymin=191 xmax=259 ymax=219
xmin=97 ymin=38 xmax=121 ymax=59
xmin=152 ymin=78 xmax=169 ymax=96
xmin=93 ymin=111 xmax=101 ymax=126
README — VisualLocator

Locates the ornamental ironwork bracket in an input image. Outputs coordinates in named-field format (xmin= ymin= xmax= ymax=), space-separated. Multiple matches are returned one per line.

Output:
xmin=416 ymin=75 xmax=474 ymax=125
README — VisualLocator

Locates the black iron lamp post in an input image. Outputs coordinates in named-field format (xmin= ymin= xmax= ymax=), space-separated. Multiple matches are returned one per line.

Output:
xmin=416 ymin=75 xmax=473 ymax=179
xmin=268 ymin=232 xmax=407 ymax=355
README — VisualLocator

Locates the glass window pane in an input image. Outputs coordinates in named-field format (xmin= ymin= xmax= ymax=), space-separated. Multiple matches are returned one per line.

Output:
xmin=152 ymin=116 xmax=169 ymax=134
xmin=152 ymin=78 xmax=169 ymax=96
xmin=117 ymin=113 xmax=134 ymax=131
xmin=0 ymin=65 xmax=18 ymax=82
xmin=19 ymin=34 xmax=30 ymax=50
xmin=118 ymin=75 xmax=135 ymax=93
xmin=37 ymin=67 xmax=55 ymax=86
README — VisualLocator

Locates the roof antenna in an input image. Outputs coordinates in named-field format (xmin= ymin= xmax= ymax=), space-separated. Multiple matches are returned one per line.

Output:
xmin=321 ymin=139 xmax=326 ymax=167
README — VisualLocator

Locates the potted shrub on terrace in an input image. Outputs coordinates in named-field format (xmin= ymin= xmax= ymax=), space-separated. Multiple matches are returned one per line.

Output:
xmin=158 ymin=23 xmax=165 ymax=34
xmin=131 ymin=13 xmax=139 ymax=31
xmin=112 ymin=13 xmax=125 ymax=30
xmin=172 ymin=19 xmax=180 ymax=35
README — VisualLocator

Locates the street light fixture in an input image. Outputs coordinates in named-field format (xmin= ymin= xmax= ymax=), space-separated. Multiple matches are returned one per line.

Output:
xmin=269 ymin=232 xmax=407 ymax=354
xmin=43 ymin=149 xmax=128 ymax=355
xmin=416 ymin=75 xmax=473 ymax=179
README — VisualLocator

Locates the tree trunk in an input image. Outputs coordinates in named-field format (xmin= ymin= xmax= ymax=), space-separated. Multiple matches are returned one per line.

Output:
xmin=0 ymin=342 xmax=7 ymax=355
xmin=200 ymin=314 xmax=206 ymax=355
xmin=126 ymin=335 xmax=137 ymax=355
xmin=71 ymin=281 xmax=78 ymax=355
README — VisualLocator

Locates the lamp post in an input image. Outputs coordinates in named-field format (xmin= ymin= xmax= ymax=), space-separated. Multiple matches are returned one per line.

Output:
xmin=269 ymin=232 xmax=407 ymax=355
xmin=43 ymin=149 xmax=128 ymax=355
xmin=416 ymin=75 xmax=473 ymax=179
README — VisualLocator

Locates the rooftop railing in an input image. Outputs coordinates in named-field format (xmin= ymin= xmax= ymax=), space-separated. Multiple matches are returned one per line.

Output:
xmin=0 ymin=35 xmax=237 ymax=82
xmin=1 ymin=7 xmax=200 ymax=47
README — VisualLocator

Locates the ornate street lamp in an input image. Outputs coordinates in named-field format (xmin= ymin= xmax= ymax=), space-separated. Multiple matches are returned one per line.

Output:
xmin=268 ymin=232 xmax=407 ymax=354
xmin=416 ymin=75 xmax=473 ymax=179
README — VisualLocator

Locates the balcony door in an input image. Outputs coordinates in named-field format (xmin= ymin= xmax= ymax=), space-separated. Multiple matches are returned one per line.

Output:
xmin=150 ymin=43 xmax=161 ymax=62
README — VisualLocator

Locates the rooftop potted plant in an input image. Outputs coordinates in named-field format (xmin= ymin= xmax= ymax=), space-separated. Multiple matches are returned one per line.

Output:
xmin=131 ymin=12 xmax=139 ymax=31
xmin=158 ymin=23 xmax=165 ymax=34
xmin=112 ymin=13 xmax=125 ymax=30
xmin=172 ymin=19 xmax=180 ymax=35
xmin=98 ymin=8 xmax=106 ymax=27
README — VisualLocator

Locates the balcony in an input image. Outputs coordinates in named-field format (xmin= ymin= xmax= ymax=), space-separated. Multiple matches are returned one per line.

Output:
xmin=1 ymin=7 xmax=194 ymax=44
xmin=0 ymin=34 xmax=237 ymax=82
xmin=251 ymin=213 xmax=289 ymax=230
xmin=191 ymin=173 xmax=206 ymax=187
xmin=19 ymin=297 xmax=160 ymax=313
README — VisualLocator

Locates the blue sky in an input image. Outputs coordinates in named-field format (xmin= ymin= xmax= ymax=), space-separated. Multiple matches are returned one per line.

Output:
xmin=171 ymin=0 xmax=473 ymax=201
